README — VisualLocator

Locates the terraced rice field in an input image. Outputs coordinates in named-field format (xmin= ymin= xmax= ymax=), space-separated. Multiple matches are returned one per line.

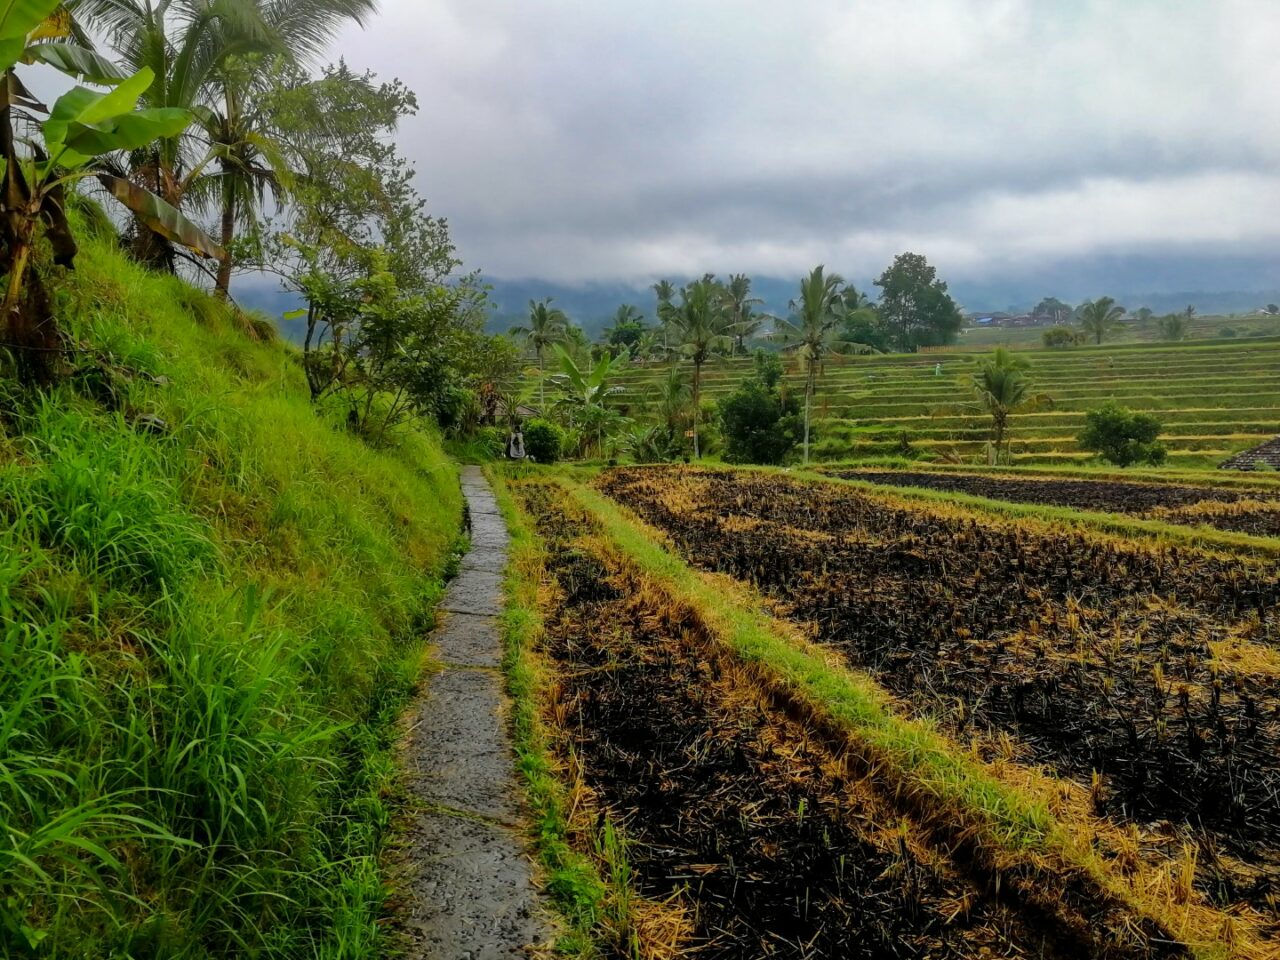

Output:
xmin=831 ymin=469 xmax=1280 ymax=538
xmin=609 ymin=339 xmax=1280 ymax=465
xmin=593 ymin=466 xmax=1280 ymax=949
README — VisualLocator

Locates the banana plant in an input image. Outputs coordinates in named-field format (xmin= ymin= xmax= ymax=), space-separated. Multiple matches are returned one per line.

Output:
xmin=0 ymin=1 xmax=221 ymax=382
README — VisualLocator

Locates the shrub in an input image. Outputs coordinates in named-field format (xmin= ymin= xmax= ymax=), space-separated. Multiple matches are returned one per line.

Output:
xmin=1078 ymin=403 xmax=1166 ymax=467
xmin=524 ymin=419 xmax=563 ymax=463
xmin=718 ymin=370 xmax=803 ymax=465
xmin=1219 ymin=326 xmax=1238 ymax=338
xmin=1041 ymin=326 xmax=1081 ymax=348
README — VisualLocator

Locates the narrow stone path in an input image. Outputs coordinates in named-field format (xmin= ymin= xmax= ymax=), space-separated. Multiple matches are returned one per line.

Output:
xmin=392 ymin=466 xmax=552 ymax=959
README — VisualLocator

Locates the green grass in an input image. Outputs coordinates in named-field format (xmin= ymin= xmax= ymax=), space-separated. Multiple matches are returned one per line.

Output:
xmin=0 ymin=216 xmax=463 ymax=956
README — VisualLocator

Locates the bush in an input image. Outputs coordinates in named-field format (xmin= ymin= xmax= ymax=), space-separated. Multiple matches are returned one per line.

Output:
xmin=1078 ymin=403 xmax=1166 ymax=467
xmin=1041 ymin=326 xmax=1082 ymax=348
xmin=1219 ymin=326 xmax=1238 ymax=338
xmin=718 ymin=364 xmax=803 ymax=465
xmin=523 ymin=419 xmax=563 ymax=463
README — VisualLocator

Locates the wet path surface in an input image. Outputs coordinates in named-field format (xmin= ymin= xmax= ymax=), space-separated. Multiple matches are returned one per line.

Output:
xmin=392 ymin=466 xmax=552 ymax=959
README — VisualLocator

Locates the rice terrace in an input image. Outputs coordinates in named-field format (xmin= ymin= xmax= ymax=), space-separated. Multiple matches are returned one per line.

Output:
xmin=6 ymin=2 xmax=1280 ymax=960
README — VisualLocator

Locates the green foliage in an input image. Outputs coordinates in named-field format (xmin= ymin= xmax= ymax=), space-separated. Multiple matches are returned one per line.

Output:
xmin=1078 ymin=296 xmax=1126 ymax=345
xmin=0 ymin=224 xmax=462 ymax=955
xmin=1157 ymin=313 xmax=1188 ymax=341
xmin=718 ymin=357 xmax=802 ymax=465
xmin=523 ymin=419 xmax=563 ymax=464
xmin=1032 ymin=297 xmax=1074 ymax=323
xmin=1042 ymin=325 xmax=1083 ymax=348
xmin=873 ymin=252 xmax=964 ymax=351
xmin=1078 ymin=403 xmax=1167 ymax=467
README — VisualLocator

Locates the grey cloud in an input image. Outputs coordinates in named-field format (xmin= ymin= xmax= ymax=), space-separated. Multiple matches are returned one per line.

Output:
xmin=328 ymin=0 xmax=1280 ymax=289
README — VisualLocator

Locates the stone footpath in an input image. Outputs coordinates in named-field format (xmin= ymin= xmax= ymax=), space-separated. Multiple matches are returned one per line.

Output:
xmin=393 ymin=466 xmax=552 ymax=959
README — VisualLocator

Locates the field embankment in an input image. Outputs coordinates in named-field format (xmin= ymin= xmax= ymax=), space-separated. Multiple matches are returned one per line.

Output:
xmin=1 ymin=224 xmax=463 ymax=955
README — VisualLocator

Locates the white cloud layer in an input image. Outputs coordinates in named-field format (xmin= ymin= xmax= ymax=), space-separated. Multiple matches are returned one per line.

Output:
xmin=328 ymin=0 xmax=1280 ymax=286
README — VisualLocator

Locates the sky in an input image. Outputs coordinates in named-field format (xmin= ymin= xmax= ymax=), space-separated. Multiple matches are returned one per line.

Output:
xmin=326 ymin=0 xmax=1280 ymax=300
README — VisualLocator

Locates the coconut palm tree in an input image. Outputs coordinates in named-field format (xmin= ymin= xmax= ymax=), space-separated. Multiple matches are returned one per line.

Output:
xmin=722 ymin=273 xmax=763 ymax=355
xmin=510 ymin=298 xmax=570 ymax=409
xmin=652 ymin=278 xmax=676 ymax=353
xmin=772 ymin=265 xmax=875 ymax=465
xmin=76 ymin=0 xmax=376 ymax=282
xmin=666 ymin=279 xmax=734 ymax=458
xmin=972 ymin=348 xmax=1037 ymax=464
xmin=1078 ymin=296 xmax=1125 ymax=345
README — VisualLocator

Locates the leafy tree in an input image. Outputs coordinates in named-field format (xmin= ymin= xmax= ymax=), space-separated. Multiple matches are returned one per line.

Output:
xmin=1032 ymin=297 xmax=1073 ymax=323
xmin=722 ymin=273 xmax=763 ymax=354
xmin=1266 ymin=304 xmax=1279 ymax=316
xmin=523 ymin=419 xmax=563 ymax=463
xmin=718 ymin=352 xmax=803 ymax=464
xmin=1078 ymin=296 xmax=1125 ymax=345
xmin=873 ymin=252 xmax=964 ymax=351
xmin=666 ymin=278 xmax=734 ymax=458
xmin=1079 ymin=403 xmax=1166 ymax=467
xmin=510 ymin=299 xmax=569 ymax=409
xmin=0 ymin=5 xmax=220 ymax=383
xmin=1042 ymin=326 xmax=1083 ymax=348
xmin=602 ymin=304 xmax=646 ymax=356
xmin=970 ymin=348 xmax=1046 ymax=464
xmin=1157 ymin=313 xmax=1188 ymax=341
xmin=772 ymin=265 xmax=875 ymax=465
xmin=1134 ymin=306 xmax=1154 ymax=323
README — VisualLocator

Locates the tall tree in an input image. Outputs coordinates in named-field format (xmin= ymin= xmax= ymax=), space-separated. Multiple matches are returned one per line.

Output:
xmin=602 ymin=303 xmax=646 ymax=356
xmin=722 ymin=273 xmax=763 ymax=355
xmin=1078 ymin=296 xmax=1125 ymax=345
xmin=652 ymin=278 xmax=676 ymax=354
xmin=873 ymin=252 xmax=964 ymax=351
xmin=772 ymin=266 xmax=875 ymax=465
xmin=510 ymin=299 xmax=569 ymax=409
xmin=666 ymin=279 xmax=734 ymax=458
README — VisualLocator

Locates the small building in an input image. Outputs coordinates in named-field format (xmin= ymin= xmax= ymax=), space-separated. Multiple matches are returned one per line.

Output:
xmin=1219 ymin=436 xmax=1280 ymax=471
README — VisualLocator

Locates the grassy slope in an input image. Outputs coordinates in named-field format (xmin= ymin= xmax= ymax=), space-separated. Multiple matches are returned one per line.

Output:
xmin=1 ymin=222 xmax=463 ymax=956
xmin=606 ymin=339 xmax=1280 ymax=466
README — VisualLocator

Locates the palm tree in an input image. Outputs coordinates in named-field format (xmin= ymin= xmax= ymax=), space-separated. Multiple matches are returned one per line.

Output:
xmin=510 ymin=298 xmax=569 ymax=410
xmin=972 ymin=348 xmax=1035 ymax=464
xmin=666 ymin=279 xmax=734 ymax=458
xmin=722 ymin=274 xmax=763 ymax=355
xmin=1078 ymin=296 xmax=1125 ymax=345
xmin=77 ymin=0 xmax=375 ymax=284
xmin=772 ymin=266 xmax=875 ymax=465
xmin=652 ymin=279 xmax=676 ymax=353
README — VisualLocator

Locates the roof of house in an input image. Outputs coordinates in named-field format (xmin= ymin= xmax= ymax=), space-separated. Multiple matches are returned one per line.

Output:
xmin=1219 ymin=436 xmax=1280 ymax=471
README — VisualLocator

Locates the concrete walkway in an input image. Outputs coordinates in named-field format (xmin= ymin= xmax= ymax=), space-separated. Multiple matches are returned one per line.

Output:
xmin=393 ymin=467 xmax=552 ymax=959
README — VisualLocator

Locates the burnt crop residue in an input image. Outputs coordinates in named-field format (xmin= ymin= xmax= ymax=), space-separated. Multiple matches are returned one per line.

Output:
xmin=516 ymin=478 xmax=1074 ymax=959
xmin=599 ymin=467 xmax=1280 ymax=917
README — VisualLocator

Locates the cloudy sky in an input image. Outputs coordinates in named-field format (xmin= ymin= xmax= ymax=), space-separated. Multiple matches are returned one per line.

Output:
xmin=329 ymin=0 xmax=1280 ymax=296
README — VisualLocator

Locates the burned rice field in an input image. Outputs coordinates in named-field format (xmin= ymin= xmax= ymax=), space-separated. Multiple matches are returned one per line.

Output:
xmin=513 ymin=477 xmax=1096 ymax=958
xmin=830 ymin=470 xmax=1280 ymax=538
xmin=598 ymin=466 xmax=1280 ymax=929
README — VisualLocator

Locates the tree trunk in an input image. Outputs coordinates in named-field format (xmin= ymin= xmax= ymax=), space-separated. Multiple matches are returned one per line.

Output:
xmin=214 ymin=180 xmax=235 ymax=299
xmin=803 ymin=365 xmax=814 ymax=465
xmin=692 ymin=359 xmax=701 ymax=459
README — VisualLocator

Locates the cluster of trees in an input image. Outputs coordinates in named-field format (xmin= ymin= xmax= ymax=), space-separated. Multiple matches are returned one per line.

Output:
xmin=507 ymin=253 xmax=965 ymax=465
xmin=0 ymin=0 xmax=516 ymax=453
xmin=1037 ymin=298 xmax=1200 ymax=346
